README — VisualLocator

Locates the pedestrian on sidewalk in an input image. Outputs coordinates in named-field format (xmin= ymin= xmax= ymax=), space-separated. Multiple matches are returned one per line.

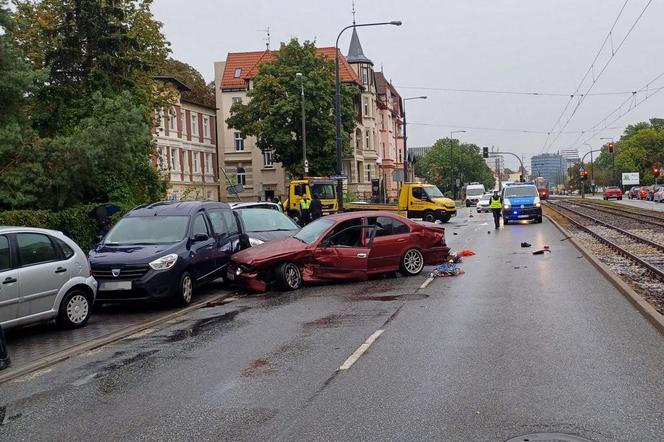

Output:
xmin=299 ymin=194 xmax=312 ymax=226
xmin=489 ymin=190 xmax=503 ymax=229
xmin=0 ymin=324 xmax=10 ymax=371
xmin=310 ymin=193 xmax=323 ymax=220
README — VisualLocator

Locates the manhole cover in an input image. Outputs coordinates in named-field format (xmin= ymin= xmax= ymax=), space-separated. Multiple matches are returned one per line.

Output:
xmin=505 ymin=433 xmax=595 ymax=442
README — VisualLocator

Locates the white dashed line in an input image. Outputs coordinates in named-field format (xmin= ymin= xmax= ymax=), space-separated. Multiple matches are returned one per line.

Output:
xmin=339 ymin=329 xmax=384 ymax=371
xmin=420 ymin=276 xmax=434 ymax=289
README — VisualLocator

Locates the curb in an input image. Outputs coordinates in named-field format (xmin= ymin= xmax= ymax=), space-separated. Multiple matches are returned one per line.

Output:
xmin=545 ymin=213 xmax=664 ymax=336
xmin=0 ymin=291 xmax=233 ymax=384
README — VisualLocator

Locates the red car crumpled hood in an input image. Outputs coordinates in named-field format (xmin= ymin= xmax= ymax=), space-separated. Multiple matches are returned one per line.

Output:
xmin=232 ymin=237 xmax=308 ymax=268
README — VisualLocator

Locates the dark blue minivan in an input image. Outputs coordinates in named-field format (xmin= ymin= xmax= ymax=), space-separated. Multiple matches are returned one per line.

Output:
xmin=89 ymin=201 xmax=243 ymax=306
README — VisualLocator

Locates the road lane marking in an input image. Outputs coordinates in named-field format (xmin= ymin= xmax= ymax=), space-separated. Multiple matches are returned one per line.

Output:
xmin=339 ymin=329 xmax=384 ymax=371
xmin=420 ymin=276 xmax=434 ymax=289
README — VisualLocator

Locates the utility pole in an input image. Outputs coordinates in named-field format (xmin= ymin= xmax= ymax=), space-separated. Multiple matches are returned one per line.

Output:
xmin=296 ymin=73 xmax=308 ymax=175
xmin=496 ymin=157 xmax=502 ymax=191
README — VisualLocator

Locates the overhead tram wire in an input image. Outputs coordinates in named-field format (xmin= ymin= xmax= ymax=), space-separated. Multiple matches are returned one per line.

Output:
xmin=543 ymin=0 xmax=654 ymax=153
xmin=407 ymin=122 xmax=602 ymax=135
xmin=394 ymin=85 xmax=643 ymax=97
xmin=540 ymin=0 xmax=630 ymax=153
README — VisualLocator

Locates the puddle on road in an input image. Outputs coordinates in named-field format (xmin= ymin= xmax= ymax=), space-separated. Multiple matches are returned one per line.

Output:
xmin=165 ymin=308 xmax=249 ymax=343
xmin=363 ymin=294 xmax=430 ymax=302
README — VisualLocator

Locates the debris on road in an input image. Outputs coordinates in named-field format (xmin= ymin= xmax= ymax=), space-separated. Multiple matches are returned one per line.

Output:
xmin=521 ymin=242 xmax=532 ymax=248
xmin=431 ymin=262 xmax=464 ymax=277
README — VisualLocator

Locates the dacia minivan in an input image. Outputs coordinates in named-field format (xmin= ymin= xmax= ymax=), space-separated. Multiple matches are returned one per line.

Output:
xmin=89 ymin=201 xmax=243 ymax=306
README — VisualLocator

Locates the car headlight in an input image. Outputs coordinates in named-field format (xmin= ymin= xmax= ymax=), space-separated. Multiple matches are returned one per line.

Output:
xmin=149 ymin=253 xmax=178 ymax=270
xmin=248 ymin=237 xmax=264 ymax=247
xmin=534 ymin=196 xmax=541 ymax=208
xmin=503 ymin=201 xmax=511 ymax=209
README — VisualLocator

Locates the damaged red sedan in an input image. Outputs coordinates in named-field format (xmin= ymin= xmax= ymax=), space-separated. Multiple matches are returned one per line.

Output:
xmin=226 ymin=211 xmax=450 ymax=293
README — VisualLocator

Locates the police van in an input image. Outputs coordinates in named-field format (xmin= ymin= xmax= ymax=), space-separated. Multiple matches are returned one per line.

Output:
xmin=501 ymin=182 xmax=542 ymax=224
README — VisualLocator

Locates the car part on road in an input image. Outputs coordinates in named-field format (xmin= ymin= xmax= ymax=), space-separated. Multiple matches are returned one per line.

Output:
xmin=505 ymin=433 xmax=595 ymax=442
xmin=56 ymin=289 xmax=92 ymax=329
xmin=521 ymin=242 xmax=532 ymax=248
xmin=431 ymin=262 xmax=464 ymax=277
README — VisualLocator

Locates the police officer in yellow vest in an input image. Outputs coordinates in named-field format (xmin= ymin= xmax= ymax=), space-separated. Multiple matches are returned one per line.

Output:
xmin=489 ymin=190 xmax=502 ymax=229
xmin=299 ymin=194 xmax=312 ymax=226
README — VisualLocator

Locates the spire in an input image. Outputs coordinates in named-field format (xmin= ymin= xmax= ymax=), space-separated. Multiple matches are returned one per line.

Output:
xmin=347 ymin=27 xmax=373 ymax=65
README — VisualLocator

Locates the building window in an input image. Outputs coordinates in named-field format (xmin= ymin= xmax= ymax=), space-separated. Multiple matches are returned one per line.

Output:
xmin=367 ymin=164 xmax=372 ymax=182
xmin=381 ymin=142 xmax=386 ymax=158
xmin=205 ymin=153 xmax=212 ymax=174
xmin=234 ymin=68 xmax=242 ymax=78
xmin=170 ymin=147 xmax=179 ymax=170
xmin=381 ymin=113 xmax=385 ymax=130
xmin=363 ymin=97 xmax=369 ymax=117
xmin=191 ymin=113 xmax=198 ymax=136
xmin=207 ymin=191 xmax=212 ymax=200
xmin=234 ymin=132 xmax=245 ymax=151
xmin=263 ymin=150 xmax=274 ymax=168
xmin=158 ymin=146 xmax=167 ymax=170
xmin=193 ymin=152 xmax=200 ymax=173
xmin=203 ymin=116 xmax=209 ymax=138
xmin=236 ymin=167 xmax=246 ymax=185
xmin=357 ymin=161 xmax=363 ymax=183
xmin=365 ymin=130 xmax=370 ymax=150
xmin=180 ymin=110 xmax=186 ymax=134
xmin=169 ymin=108 xmax=176 ymax=131
xmin=182 ymin=150 xmax=189 ymax=175
xmin=362 ymin=67 xmax=369 ymax=85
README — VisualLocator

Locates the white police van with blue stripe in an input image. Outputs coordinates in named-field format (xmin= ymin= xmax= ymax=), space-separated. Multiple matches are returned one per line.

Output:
xmin=501 ymin=182 xmax=543 ymax=224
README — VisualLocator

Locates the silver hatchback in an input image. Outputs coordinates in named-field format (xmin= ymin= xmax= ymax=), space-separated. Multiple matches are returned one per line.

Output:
xmin=0 ymin=227 xmax=97 ymax=329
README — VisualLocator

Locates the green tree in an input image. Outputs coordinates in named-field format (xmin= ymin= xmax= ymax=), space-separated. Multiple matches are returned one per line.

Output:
xmin=225 ymin=39 xmax=358 ymax=177
xmin=0 ymin=0 xmax=43 ymax=208
xmin=158 ymin=58 xmax=215 ymax=107
xmin=415 ymin=138 xmax=495 ymax=194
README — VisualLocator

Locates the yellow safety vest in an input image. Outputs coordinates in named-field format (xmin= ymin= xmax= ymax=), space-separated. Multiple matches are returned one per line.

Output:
xmin=300 ymin=199 xmax=311 ymax=210
xmin=489 ymin=196 xmax=502 ymax=209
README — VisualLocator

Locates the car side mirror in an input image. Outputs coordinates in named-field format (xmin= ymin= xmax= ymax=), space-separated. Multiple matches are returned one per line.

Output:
xmin=193 ymin=233 xmax=209 ymax=242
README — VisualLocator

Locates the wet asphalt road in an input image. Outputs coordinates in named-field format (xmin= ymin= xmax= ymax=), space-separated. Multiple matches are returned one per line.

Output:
xmin=2 ymin=209 xmax=664 ymax=441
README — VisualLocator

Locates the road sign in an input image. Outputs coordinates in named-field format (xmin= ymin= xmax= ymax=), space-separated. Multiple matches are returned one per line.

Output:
xmin=621 ymin=172 xmax=639 ymax=185
xmin=578 ymin=165 xmax=585 ymax=172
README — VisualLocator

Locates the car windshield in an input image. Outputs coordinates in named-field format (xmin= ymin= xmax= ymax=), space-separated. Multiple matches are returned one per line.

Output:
xmin=480 ymin=194 xmax=492 ymax=201
xmin=311 ymin=183 xmax=335 ymax=199
xmin=104 ymin=216 xmax=189 ymax=245
xmin=294 ymin=219 xmax=334 ymax=244
xmin=466 ymin=188 xmax=484 ymax=196
xmin=423 ymin=186 xmax=444 ymax=198
xmin=504 ymin=186 xmax=538 ymax=197
xmin=237 ymin=208 xmax=299 ymax=232
xmin=607 ymin=187 xmax=620 ymax=191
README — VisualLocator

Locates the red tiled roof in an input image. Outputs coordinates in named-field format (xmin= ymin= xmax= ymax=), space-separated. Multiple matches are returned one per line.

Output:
xmin=221 ymin=47 xmax=361 ymax=91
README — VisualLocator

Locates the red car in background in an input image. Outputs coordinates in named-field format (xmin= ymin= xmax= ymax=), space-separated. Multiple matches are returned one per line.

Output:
xmin=227 ymin=211 xmax=450 ymax=293
xmin=602 ymin=186 xmax=623 ymax=200
xmin=639 ymin=186 xmax=650 ymax=200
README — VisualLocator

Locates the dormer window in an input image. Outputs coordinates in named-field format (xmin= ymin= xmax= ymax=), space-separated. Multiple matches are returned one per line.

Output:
xmin=234 ymin=68 xmax=242 ymax=78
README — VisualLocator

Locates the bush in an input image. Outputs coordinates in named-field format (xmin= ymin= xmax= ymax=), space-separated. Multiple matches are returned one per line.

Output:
xmin=0 ymin=203 xmax=131 ymax=251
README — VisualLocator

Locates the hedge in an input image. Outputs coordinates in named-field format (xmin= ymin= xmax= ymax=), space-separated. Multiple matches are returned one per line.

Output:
xmin=0 ymin=203 xmax=131 ymax=251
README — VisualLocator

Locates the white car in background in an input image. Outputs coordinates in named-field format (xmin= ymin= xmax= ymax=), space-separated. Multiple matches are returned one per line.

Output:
xmin=476 ymin=193 xmax=492 ymax=213
xmin=654 ymin=187 xmax=664 ymax=203
xmin=0 ymin=227 xmax=97 ymax=330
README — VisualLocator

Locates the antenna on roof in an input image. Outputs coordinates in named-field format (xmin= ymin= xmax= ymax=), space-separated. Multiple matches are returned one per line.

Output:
xmin=258 ymin=27 xmax=271 ymax=49
xmin=352 ymin=0 xmax=356 ymax=25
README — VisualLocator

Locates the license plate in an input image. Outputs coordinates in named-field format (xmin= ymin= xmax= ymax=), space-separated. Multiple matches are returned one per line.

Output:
xmin=226 ymin=270 xmax=235 ymax=281
xmin=98 ymin=281 xmax=132 ymax=291
xmin=518 ymin=215 xmax=529 ymax=219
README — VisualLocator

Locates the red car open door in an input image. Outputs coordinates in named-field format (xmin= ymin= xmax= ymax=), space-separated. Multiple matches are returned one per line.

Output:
xmin=312 ymin=220 xmax=375 ymax=281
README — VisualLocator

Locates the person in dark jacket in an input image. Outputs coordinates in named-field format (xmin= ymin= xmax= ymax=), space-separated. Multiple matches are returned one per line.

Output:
xmin=310 ymin=193 xmax=323 ymax=220
xmin=489 ymin=190 xmax=503 ymax=229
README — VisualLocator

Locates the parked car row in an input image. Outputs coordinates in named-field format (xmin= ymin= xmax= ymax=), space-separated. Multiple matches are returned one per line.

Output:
xmin=1 ymin=201 xmax=450 ymax=333
xmin=627 ymin=185 xmax=664 ymax=201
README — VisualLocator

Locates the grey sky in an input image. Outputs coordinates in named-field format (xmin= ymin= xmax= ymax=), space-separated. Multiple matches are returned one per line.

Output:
xmin=153 ymin=0 xmax=664 ymax=170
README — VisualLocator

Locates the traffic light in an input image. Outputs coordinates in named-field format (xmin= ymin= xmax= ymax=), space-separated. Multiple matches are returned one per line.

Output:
xmin=654 ymin=165 xmax=661 ymax=178
xmin=607 ymin=142 xmax=614 ymax=153
xmin=482 ymin=147 xmax=489 ymax=158
xmin=581 ymin=171 xmax=589 ymax=181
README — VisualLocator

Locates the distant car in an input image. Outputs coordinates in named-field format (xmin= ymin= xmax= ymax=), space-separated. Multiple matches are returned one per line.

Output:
xmin=537 ymin=188 xmax=549 ymax=200
xmin=653 ymin=187 xmax=664 ymax=203
xmin=639 ymin=187 xmax=650 ymax=200
xmin=229 ymin=201 xmax=283 ymax=212
xmin=647 ymin=186 xmax=661 ymax=201
xmin=0 ymin=227 xmax=97 ymax=330
xmin=227 ymin=211 xmax=450 ymax=293
xmin=628 ymin=187 xmax=641 ymax=199
xmin=476 ymin=193 xmax=492 ymax=213
xmin=603 ymin=187 xmax=623 ymax=200
xmin=89 ymin=201 xmax=244 ymax=306
xmin=233 ymin=207 xmax=300 ymax=246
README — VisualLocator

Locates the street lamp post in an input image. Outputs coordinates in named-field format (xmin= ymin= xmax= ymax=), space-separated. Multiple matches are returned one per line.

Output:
xmin=402 ymin=96 xmax=427 ymax=183
xmin=335 ymin=20 xmax=401 ymax=211
xmin=450 ymin=130 xmax=466 ymax=200
xmin=296 ymin=73 xmax=307 ymax=175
